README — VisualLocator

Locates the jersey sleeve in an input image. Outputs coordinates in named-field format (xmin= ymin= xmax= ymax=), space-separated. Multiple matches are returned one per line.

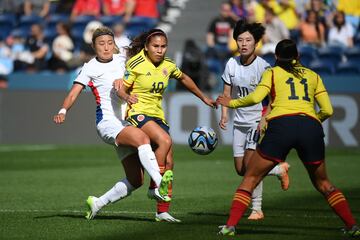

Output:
xmin=257 ymin=68 xmax=273 ymax=90
xmin=314 ymin=75 xmax=333 ymax=122
xmin=123 ymin=68 xmax=135 ymax=88
xmin=221 ymin=59 xmax=232 ymax=85
xmin=170 ymin=64 xmax=183 ymax=79
xmin=73 ymin=63 xmax=90 ymax=86
xmin=228 ymin=68 xmax=272 ymax=108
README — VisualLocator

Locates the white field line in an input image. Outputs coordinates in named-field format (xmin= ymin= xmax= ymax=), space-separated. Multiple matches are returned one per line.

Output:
xmin=0 ymin=145 xmax=58 ymax=152
xmin=0 ymin=209 xmax=338 ymax=218
xmin=0 ymin=209 xmax=155 ymax=214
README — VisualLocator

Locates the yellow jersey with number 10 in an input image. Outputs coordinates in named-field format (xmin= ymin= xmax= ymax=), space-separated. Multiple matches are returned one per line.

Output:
xmin=123 ymin=49 xmax=182 ymax=121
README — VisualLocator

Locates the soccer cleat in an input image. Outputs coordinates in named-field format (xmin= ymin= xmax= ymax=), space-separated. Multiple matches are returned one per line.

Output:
xmin=277 ymin=162 xmax=290 ymax=191
xmin=155 ymin=212 xmax=181 ymax=222
xmin=218 ymin=225 xmax=235 ymax=236
xmin=247 ymin=209 xmax=264 ymax=220
xmin=343 ymin=225 xmax=360 ymax=238
xmin=147 ymin=188 xmax=171 ymax=202
xmin=85 ymin=196 xmax=101 ymax=220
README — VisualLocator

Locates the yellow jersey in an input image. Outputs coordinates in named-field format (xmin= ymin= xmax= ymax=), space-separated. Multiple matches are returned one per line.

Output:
xmin=123 ymin=49 xmax=182 ymax=120
xmin=229 ymin=66 xmax=333 ymax=122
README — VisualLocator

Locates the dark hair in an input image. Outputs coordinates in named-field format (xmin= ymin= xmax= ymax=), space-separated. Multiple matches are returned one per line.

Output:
xmin=92 ymin=26 xmax=119 ymax=54
xmin=92 ymin=26 xmax=114 ymax=44
xmin=232 ymin=19 xmax=265 ymax=43
xmin=127 ymin=28 xmax=168 ymax=59
xmin=275 ymin=39 xmax=303 ymax=78
xmin=333 ymin=10 xmax=345 ymax=31
xmin=306 ymin=10 xmax=321 ymax=40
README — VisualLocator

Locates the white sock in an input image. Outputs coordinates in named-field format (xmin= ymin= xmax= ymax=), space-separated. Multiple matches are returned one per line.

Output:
xmin=99 ymin=178 xmax=135 ymax=205
xmin=138 ymin=144 xmax=162 ymax=187
xmin=268 ymin=164 xmax=281 ymax=176
xmin=251 ymin=181 xmax=263 ymax=211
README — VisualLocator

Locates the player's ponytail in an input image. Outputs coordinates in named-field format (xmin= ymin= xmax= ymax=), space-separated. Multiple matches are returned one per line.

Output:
xmin=275 ymin=39 xmax=303 ymax=79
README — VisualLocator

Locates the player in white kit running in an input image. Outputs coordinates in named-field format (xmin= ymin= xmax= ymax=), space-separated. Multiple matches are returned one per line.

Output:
xmin=53 ymin=26 xmax=172 ymax=220
xmin=219 ymin=20 xmax=290 ymax=220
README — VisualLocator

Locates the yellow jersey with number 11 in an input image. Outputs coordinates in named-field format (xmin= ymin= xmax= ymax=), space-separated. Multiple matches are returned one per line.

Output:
xmin=123 ymin=49 xmax=182 ymax=121
xmin=229 ymin=66 xmax=332 ymax=122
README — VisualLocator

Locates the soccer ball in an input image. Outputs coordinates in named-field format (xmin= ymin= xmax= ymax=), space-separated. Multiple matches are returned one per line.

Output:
xmin=188 ymin=126 xmax=218 ymax=155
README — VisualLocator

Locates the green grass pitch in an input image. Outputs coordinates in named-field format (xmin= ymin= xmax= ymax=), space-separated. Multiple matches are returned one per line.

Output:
xmin=0 ymin=145 xmax=359 ymax=240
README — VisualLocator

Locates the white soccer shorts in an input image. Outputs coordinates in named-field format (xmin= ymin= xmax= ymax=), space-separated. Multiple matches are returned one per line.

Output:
xmin=96 ymin=117 xmax=136 ymax=160
xmin=232 ymin=125 xmax=259 ymax=157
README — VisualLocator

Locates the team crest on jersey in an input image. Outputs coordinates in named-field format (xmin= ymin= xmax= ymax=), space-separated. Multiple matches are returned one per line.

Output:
xmin=124 ymin=70 xmax=130 ymax=80
xmin=162 ymin=68 xmax=168 ymax=76
xmin=137 ymin=114 xmax=145 ymax=122
xmin=146 ymin=72 xmax=151 ymax=76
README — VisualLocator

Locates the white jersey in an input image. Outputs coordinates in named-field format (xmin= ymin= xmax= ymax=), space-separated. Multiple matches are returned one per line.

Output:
xmin=222 ymin=56 xmax=270 ymax=127
xmin=74 ymin=53 xmax=127 ymax=124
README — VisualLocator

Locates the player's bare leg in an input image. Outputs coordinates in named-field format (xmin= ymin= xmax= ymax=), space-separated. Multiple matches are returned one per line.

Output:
xmin=219 ymin=151 xmax=277 ymax=235
xmin=305 ymin=161 xmax=359 ymax=235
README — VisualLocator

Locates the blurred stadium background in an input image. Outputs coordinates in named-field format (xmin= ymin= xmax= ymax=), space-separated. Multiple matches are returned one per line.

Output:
xmin=0 ymin=0 xmax=359 ymax=146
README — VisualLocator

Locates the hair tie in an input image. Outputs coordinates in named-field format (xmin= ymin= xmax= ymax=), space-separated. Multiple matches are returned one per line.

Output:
xmin=291 ymin=59 xmax=297 ymax=64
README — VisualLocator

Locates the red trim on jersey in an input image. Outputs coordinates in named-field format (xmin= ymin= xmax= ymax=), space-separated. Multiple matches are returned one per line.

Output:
xmin=88 ymin=81 xmax=101 ymax=105
xmin=125 ymin=82 xmax=135 ymax=119
xmin=256 ymin=148 xmax=283 ymax=163
xmin=261 ymin=105 xmax=268 ymax=116
xmin=314 ymin=90 xmax=327 ymax=96
xmin=270 ymin=69 xmax=276 ymax=109
xmin=267 ymin=112 xmax=320 ymax=123
xmin=303 ymin=159 xmax=324 ymax=165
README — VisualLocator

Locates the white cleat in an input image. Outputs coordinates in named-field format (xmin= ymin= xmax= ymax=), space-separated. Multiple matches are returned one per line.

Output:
xmin=85 ymin=196 xmax=101 ymax=220
xmin=155 ymin=212 xmax=181 ymax=222
xmin=147 ymin=188 xmax=171 ymax=202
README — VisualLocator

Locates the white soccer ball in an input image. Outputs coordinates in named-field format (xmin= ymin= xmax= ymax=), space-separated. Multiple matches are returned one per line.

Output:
xmin=188 ymin=126 xmax=218 ymax=155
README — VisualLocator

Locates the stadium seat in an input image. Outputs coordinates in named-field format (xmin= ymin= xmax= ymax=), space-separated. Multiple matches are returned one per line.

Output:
xmin=0 ymin=14 xmax=16 ymax=39
xmin=298 ymin=45 xmax=317 ymax=67
xmin=71 ymin=28 xmax=84 ymax=51
xmin=43 ymin=27 xmax=57 ymax=44
xmin=299 ymin=51 xmax=315 ymax=67
xmin=99 ymin=15 xmax=123 ymax=27
xmin=18 ymin=15 xmax=43 ymax=38
xmin=125 ymin=17 xmax=158 ymax=39
xmin=317 ymin=46 xmax=344 ymax=68
xmin=309 ymin=60 xmax=334 ymax=76
xmin=46 ymin=14 xmax=70 ymax=30
xmin=72 ymin=15 xmax=97 ymax=36
xmin=354 ymin=33 xmax=360 ymax=46
xmin=261 ymin=52 xmax=275 ymax=66
xmin=335 ymin=61 xmax=360 ymax=75
xmin=344 ymin=47 xmax=360 ymax=64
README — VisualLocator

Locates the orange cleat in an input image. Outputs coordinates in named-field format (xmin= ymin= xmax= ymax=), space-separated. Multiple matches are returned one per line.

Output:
xmin=278 ymin=162 xmax=290 ymax=191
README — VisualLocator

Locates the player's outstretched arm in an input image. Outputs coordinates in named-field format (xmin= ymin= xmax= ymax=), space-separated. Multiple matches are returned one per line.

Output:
xmin=53 ymin=83 xmax=84 ymax=124
xmin=177 ymin=73 xmax=217 ymax=108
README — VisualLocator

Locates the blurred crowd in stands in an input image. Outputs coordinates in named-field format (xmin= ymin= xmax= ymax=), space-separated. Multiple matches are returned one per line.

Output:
xmin=0 ymin=0 xmax=170 ymax=88
xmin=182 ymin=0 xmax=360 ymax=91
xmin=0 ymin=0 xmax=360 ymax=91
